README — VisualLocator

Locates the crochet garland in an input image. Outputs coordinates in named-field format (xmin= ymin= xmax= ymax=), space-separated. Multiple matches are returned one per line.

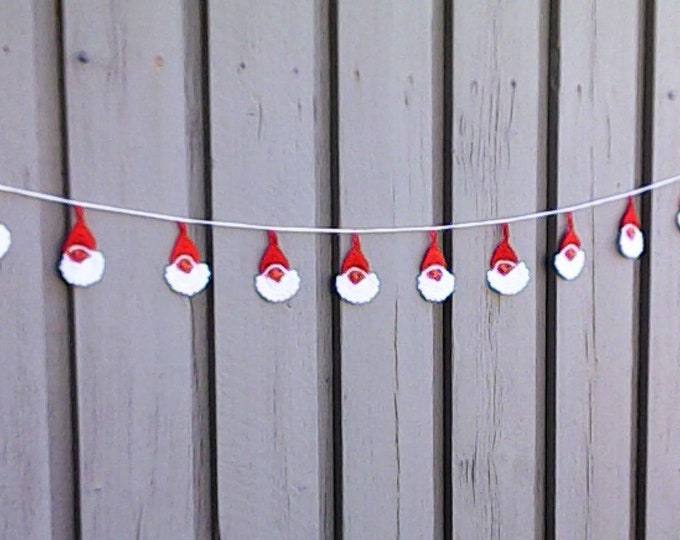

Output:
xmin=0 ymin=177 xmax=671 ymax=304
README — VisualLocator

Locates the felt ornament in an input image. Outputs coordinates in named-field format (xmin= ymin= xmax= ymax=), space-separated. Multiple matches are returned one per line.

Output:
xmin=486 ymin=223 xmax=531 ymax=296
xmin=417 ymin=231 xmax=455 ymax=302
xmin=255 ymin=231 xmax=300 ymax=303
xmin=553 ymin=212 xmax=585 ymax=280
xmin=336 ymin=234 xmax=380 ymax=304
xmin=59 ymin=207 xmax=105 ymax=287
xmin=164 ymin=223 xmax=211 ymax=297
xmin=618 ymin=196 xmax=644 ymax=259
xmin=0 ymin=223 xmax=11 ymax=260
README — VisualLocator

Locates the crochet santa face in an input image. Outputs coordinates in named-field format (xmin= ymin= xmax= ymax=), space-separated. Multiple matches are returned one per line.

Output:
xmin=59 ymin=207 xmax=105 ymax=287
xmin=164 ymin=223 xmax=211 ymax=297
xmin=336 ymin=234 xmax=380 ymax=304
xmin=618 ymin=197 xmax=644 ymax=259
xmin=0 ymin=223 xmax=10 ymax=260
xmin=417 ymin=231 xmax=455 ymax=302
xmin=255 ymin=231 xmax=300 ymax=303
xmin=486 ymin=224 xmax=530 ymax=296
xmin=553 ymin=213 xmax=585 ymax=281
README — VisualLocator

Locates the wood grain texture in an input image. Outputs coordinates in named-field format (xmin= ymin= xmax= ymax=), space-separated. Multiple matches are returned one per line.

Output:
xmin=208 ymin=1 xmax=333 ymax=537
xmin=449 ymin=2 xmax=548 ymax=538
xmin=337 ymin=1 xmax=444 ymax=537
xmin=0 ymin=4 xmax=74 ymax=539
xmin=61 ymin=2 xmax=211 ymax=538
xmin=553 ymin=2 xmax=641 ymax=538
xmin=645 ymin=2 xmax=680 ymax=537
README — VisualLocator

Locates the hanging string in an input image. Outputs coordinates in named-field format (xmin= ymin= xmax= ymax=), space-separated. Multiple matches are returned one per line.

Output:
xmin=0 ymin=174 xmax=677 ymax=235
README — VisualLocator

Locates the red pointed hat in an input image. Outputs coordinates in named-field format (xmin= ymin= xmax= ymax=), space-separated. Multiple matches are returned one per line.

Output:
xmin=169 ymin=223 xmax=200 ymax=263
xmin=259 ymin=231 xmax=291 ymax=274
xmin=559 ymin=213 xmax=581 ymax=250
xmin=62 ymin=207 xmax=97 ymax=252
xmin=341 ymin=234 xmax=370 ymax=274
xmin=421 ymin=231 xmax=447 ymax=271
xmin=489 ymin=224 xmax=519 ymax=267
xmin=620 ymin=197 xmax=640 ymax=229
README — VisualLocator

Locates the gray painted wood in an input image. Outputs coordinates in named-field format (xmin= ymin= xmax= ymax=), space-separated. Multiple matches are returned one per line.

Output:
xmin=553 ymin=2 xmax=641 ymax=538
xmin=61 ymin=2 xmax=210 ymax=538
xmin=449 ymin=2 xmax=547 ymax=538
xmin=645 ymin=3 xmax=680 ymax=537
xmin=208 ymin=1 xmax=334 ymax=537
xmin=0 ymin=4 xmax=73 ymax=539
xmin=337 ymin=2 xmax=444 ymax=537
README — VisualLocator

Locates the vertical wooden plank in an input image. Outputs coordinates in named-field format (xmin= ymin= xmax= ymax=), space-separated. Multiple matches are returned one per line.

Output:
xmin=61 ymin=2 xmax=210 ymax=538
xmin=209 ymin=1 xmax=333 ymax=538
xmin=337 ymin=1 xmax=444 ymax=537
xmin=0 ymin=4 xmax=73 ymax=539
xmin=449 ymin=3 xmax=547 ymax=538
xmin=645 ymin=2 xmax=680 ymax=537
xmin=553 ymin=2 xmax=641 ymax=538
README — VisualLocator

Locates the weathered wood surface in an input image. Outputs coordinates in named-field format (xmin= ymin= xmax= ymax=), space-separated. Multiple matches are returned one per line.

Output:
xmin=449 ymin=2 xmax=547 ymax=538
xmin=208 ymin=1 xmax=333 ymax=538
xmin=645 ymin=2 xmax=680 ymax=538
xmin=553 ymin=1 xmax=641 ymax=538
xmin=61 ymin=1 xmax=211 ymax=538
xmin=0 ymin=4 xmax=73 ymax=539
xmin=3 ymin=1 xmax=680 ymax=538
xmin=337 ymin=1 xmax=444 ymax=537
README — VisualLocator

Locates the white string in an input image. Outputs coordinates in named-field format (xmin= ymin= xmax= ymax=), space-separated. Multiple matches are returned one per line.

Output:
xmin=0 ymin=174 xmax=678 ymax=234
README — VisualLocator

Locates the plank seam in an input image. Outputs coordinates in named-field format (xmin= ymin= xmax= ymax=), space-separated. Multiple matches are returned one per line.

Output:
xmin=635 ymin=0 xmax=656 ymax=537
xmin=56 ymin=0 xmax=81 ymax=537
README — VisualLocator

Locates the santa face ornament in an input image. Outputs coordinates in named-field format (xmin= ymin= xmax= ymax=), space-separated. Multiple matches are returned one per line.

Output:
xmin=59 ymin=208 xmax=105 ymax=287
xmin=0 ymin=223 xmax=11 ymax=260
xmin=618 ymin=197 xmax=644 ymax=259
xmin=255 ymin=231 xmax=300 ymax=303
xmin=553 ymin=213 xmax=585 ymax=281
xmin=417 ymin=231 xmax=455 ymax=302
xmin=164 ymin=223 xmax=211 ymax=297
xmin=486 ymin=224 xmax=530 ymax=296
xmin=336 ymin=234 xmax=380 ymax=304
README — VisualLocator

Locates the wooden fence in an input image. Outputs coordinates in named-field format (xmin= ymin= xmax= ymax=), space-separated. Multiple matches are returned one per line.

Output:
xmin=1 ymin=1 xmax=679 ymax=539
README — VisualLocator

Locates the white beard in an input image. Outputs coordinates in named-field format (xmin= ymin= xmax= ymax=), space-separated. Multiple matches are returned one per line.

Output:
xmin=164 ymin=258 xmax=211 ymax=297
xmin=255 ymin=266 xmax=301 ymax=303
xmin=59 ymin=248 xmax=106 ymax=287
xmin=0 ymin=223 xmax=11 ymax=260
xmin=486 ymin=260 xmax=530 ymax=296
xmin=336 ymin=269 xmax=380 ymax=304
xmin=417 ymin=265 xmax=455 ymax=302
xmin=553 ymin=246 xmax=585 ymax=281
xmin=618 ymin=225 xmax=644 ymax=259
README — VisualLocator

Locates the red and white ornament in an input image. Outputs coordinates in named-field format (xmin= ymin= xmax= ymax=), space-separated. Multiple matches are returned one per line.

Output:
xmin=255 ymin=231 xmax=300 ymax=303
xmin=553 ymin=212 xmax=585 ymax=280
xmin=336 ymin=234 xmax=380 ymax=304
xmin=487 ymin=224 xmax=530 ymax=296
xmin=59 ymin=207 xmax=105 ymax=287
xmin=164 ymin=223 xmax=211 ymax=296
xmin=618 ymin=196 xmax=644 ymax=259
xmin=0 ymin=223 xmax=11 ymax=260
xmin=417 ymin=231 xmax=455 ymax=302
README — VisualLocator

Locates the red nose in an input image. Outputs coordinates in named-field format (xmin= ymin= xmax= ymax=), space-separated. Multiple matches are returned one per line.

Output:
xmin=565 ymin=247 xmax=577 ymax=261
xmin=626 ymin=227 xmax=636 ymax=240
xmin=496 ymin=262 xmax=514 ymax=276
xmin=68 ymin=248 xmax=90 ymax=263
xmin=267 ymin=267 xmax=284 ymax=282
xmin=427 ymin=268 xmax=443 ymax=281
xmin=348 ymin=270 xmax=365 ymax=284
xmin=176 ymin=258 xmax=194 ymax=274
